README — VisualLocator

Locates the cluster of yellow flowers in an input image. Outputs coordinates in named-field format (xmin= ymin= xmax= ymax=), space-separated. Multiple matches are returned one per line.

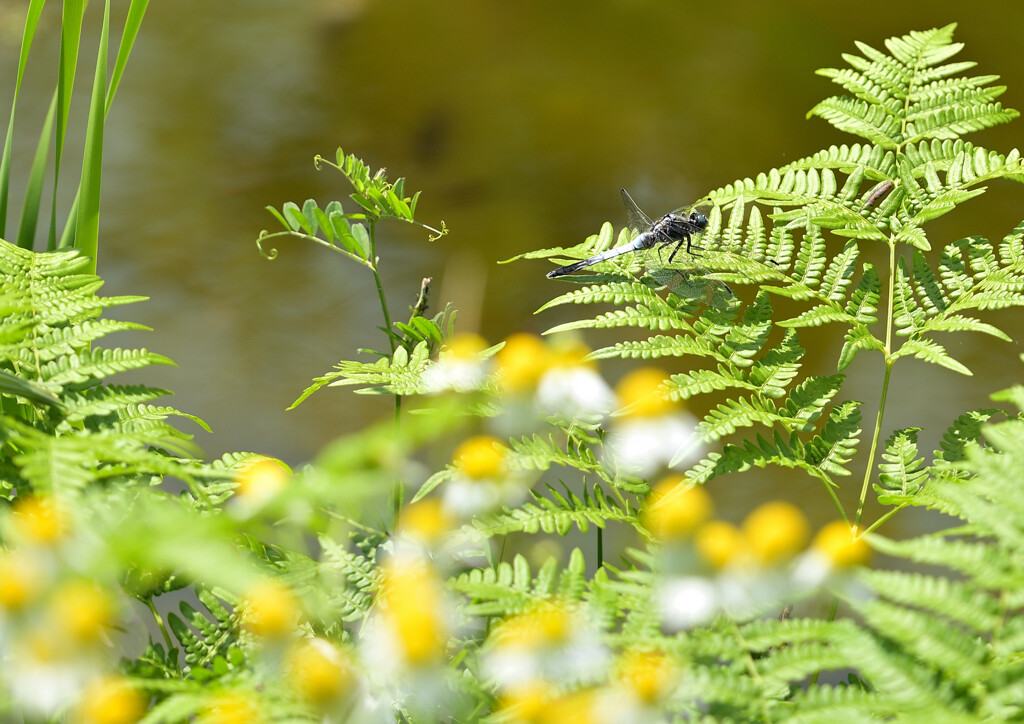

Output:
xmin=0 ymin=496 xmax=140 ymax=723
xmin=643 ymin=476 xmax=871 ymax=629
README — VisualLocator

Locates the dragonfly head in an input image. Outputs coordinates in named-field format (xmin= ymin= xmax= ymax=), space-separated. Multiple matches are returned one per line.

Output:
xmin=690 ymin=211 xmax=709 ymax=230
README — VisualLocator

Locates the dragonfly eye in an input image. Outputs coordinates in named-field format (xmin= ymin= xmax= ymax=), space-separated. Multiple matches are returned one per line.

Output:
xmin=692 ymin=212 xmax=709 ymax=227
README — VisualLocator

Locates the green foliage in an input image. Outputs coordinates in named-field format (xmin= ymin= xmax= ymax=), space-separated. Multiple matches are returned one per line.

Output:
xmin=525 ymin=23 xmax=1024 ymax=533
xmin=0 ymin=0 xmax=149 ymax=266
xmin=7 ymin=21 xmax=1024 ymax=724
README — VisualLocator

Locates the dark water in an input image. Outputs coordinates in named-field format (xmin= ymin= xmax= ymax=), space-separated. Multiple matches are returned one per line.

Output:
xmin=1 ymin=1 xmax=1023 ymax=535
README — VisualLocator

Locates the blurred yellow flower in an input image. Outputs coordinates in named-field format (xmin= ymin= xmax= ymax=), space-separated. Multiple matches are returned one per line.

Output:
xmin=200 ymin=691 xmax=261 ymax=724
xmin=235 ymin=459 xmax=289 ymax=502
xmin=285 ymin=638 xmax=354 ymax=706
xmin=51 ymin=581 xmax=114 ymax=644
xmin=241 ymin=580 xmax=300 ymax=638
xmin=812 ymin=521 xmax=871 ymax=567
xmin=0 ymin=550 xmax=45 ymax=610
xmin=694 ymin=520 xmax=748 ymax=570
xmin=615 ymin=368 xmax=676 ymax=417
xmin=398 ymin=498 xmax=454 ymax=545
xmin=77 ymin=676 xmax=145 ymax=724
xmin=498 ymin=602 xmax=572 ymax=650
xmin=495 ymin=333 xmax=551 ymax=391
xmin=642 ymin=476 xmax=713 ymax=539
xmin=381 ymin=559 xmax=448 ymax=664
xmin=743 ymin=501 xmax=810 ymax=564
xmin=496 ymin=680 xmax=549 ymax=723
xmin=444 ymin=333 xmax=489 ymax=360
xmin=453 ymin=435 xmax=508 ymax=479
xmin=11 ymin=495 xmax=66 ymax=545
xmin=618 ymin=649 xmax=673 ymax=703
xmin=540 ymin=688 xmax=597 ymax=724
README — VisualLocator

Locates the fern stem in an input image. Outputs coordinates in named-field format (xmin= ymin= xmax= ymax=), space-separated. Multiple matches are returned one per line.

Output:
xmin=144 ymin=596 xmax=176 ymax=665
xmin=859 ymin=502 xmax=906 ymax=536
xmin=855 ymin=234 xmax=899 ymax=531
xmin=596 ymin=525 xmax=603 ymax=568
xmin=367 ymin=221 xmax=397 ymax=358
xmin=856 ymin=356 xmax=894 ymax=531
xmin=728 ymin=620 xmax=773 ymax=722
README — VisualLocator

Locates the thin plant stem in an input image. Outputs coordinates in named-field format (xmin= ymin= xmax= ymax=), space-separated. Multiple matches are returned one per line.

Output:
xmin=809 ymin=596 xmax=842 ymax=686
xmin=145 ymin=596 xmax=175 ymax=663
xmin=855 ymin=235 xmax=899 ymax=531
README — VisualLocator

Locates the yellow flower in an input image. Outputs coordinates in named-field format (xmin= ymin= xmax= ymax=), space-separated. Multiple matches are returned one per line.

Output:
xmin=242 ymin=580 xmax=300 ymax=637
xmin=743 ymin=501 xmax=809 ymax=564
xmin=10 ymin=495 xmax=66 ymax=544
xmin=642 ymin=476 xmax=713 ymax=539
xmin=0 ymin=550 xmax=44 ymax=610
xmin=381 ymin=559 xmax=448 ymax=664
xmin=51 ymin=580 xmax=115 ymax=644
xmin=453 ymin=435 xmax=508 ymax=479
xmin=398 ymin=498 xmax=454 ymax=545
xmin=618 ymin=649 xmax=673 ymax=703
xmin=495 ymin=333 xmax=551 ymax=391
xmin=235 ymin=460 xmax=289 ymax=502
xmin=497 ymin=602 xmax=572 ymax=650
xmin=496 ymin=680 xmax=550 ymax=723
xmin=77 ymin=676 xmax=145 ymax=724
xmin=694 ymin=521 xmax=748 ymax=570
xmin=547 ymin=339 xmax=594 ymax=370
xmin=285 ymin=638 xmax=354 ymax=706
xmin=443 ymin=333 xmax=489 ymax=360
xmin=200 ymin=692 xmax=261 ymax=724
xmin=541 ymin=688 xmax=597 ymax=724
xmin=615 ymin=368 xmax=676 ymax=417
xmin=812 ymin=521 xmax=871 ymax=567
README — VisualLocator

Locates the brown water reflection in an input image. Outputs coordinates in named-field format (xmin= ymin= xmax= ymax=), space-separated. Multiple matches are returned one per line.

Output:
xmin=1 ymin=1 xmax=1023 ymax=536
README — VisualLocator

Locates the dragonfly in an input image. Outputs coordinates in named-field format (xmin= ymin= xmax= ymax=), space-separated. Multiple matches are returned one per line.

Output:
xmin=548 ymin=189 xmax=714 ymax=277
xmin=548 ymin=189 xmax=733 ymax=303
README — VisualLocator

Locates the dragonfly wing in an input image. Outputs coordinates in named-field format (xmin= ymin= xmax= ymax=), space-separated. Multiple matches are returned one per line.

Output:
xmin=620 ymin=188 xmax=655 ymax=232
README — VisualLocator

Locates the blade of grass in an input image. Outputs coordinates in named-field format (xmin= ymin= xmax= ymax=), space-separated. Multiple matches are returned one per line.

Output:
xmin=15 ymin=91 xmax=57 ymax=249
xmin=50 ymin=0 xmax=87 ymax=250
xmin=73 ymin=0 xmax=111 ymax=270
xmin=0 ymin=0 xmax=47 ymax=240
xmin=59 ymin=0 xmax=149 ymax=252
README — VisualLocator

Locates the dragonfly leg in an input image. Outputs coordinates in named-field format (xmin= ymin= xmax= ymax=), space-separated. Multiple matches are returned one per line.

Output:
xmin=668 ymin=234 xmax=698 ymax=262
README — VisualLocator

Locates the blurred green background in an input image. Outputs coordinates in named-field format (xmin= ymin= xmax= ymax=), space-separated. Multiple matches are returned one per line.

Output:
xmin=1 ymin=1 xmax=1022 ymax=532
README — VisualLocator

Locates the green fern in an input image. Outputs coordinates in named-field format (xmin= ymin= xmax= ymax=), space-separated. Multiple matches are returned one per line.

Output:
xmin=521 ymin=24 xmax=1024 ymax=533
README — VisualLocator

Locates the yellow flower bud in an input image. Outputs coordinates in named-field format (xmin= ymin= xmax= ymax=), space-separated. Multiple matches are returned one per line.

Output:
xmin=77 ymin=676 xmax=145 ymax=724
xmin=51 ymin=580 xmax=114 ymax=644
xmin=496 ymin=680 xmax=549 ymax=723
xmin=381 ymin=560 xmax=448 ymax=664
xmin=695 ymin=521 xmax=748 ymax=569
xmin=11 ymin=495 xmax=66 ymax=544
xmin=812 ymin=521 xmax=871 ymax=567
xmin=242 ymin=580 xmax=300 ymax=637
xmin=235 ymin=460 xmax=289 ymax=502
xmin=616 ymin=368 xmax=676 ymax=417
xmin=285 ymin=638 xmax=354 ymax=706
xmin=398 ymin=498 xmax=454 ymax=544
xmin=743 ymin=501 xmax=809 ymax=564
xmin=498 ymin=602 xmax=572 ymax=649
xmin=618 ymin=649 xmax=673 ymax=703
xmin=200 ymin=692 xmax=261 ymax=724
xmin=453 ymin=435 xmax=508 ymax=479
xmin=444 ymin=333 xmax=488 ymax=360
xmin=642 ymin=476 xmax=713 ymax=539
xmin=0 ymin=551 xmax=44 ymax=610
xmin=495 ymin=333 xmax=551 ymax=391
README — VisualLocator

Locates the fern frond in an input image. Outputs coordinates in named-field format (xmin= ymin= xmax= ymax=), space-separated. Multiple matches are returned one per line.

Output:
xmin=470 ymin=484 xmax=640 ymax=538
xmin=876 ymin=427 xmax=928 ymax=495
